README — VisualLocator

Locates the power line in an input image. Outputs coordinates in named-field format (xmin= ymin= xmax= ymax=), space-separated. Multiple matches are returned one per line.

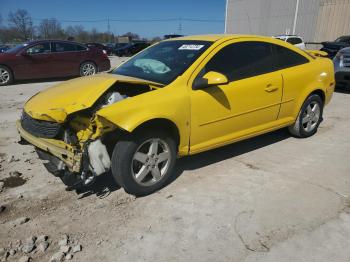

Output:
xmin=9 ymin=17 xmax=224 ymax=23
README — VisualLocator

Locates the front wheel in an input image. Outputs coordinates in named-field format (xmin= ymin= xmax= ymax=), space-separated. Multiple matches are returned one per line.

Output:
xmin=80 ymin=62 xmax=97 ymax=76
xmin=288 ymin=94 xmax=323 ymax=138
xmin=111 ymin=130 xmax=177 ymax=196
xmin=0 ymin=65 xmax=13 ymax=86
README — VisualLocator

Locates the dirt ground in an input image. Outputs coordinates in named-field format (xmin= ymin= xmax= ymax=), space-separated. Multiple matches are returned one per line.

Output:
xmin=1 ymin=56 xmax=350 ymax=262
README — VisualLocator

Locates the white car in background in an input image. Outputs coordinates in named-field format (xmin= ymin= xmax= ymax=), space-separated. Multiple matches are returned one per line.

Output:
xmin=273 ymin=35 xmax=306 ymax=50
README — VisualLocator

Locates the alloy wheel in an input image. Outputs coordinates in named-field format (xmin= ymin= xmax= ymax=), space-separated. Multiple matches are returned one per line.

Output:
xmin=82 ymin=63 xmax=96 ymax=76
xmin=301 ymin=101 xmax=321 ymax=132
xmin=131 ymin=138 xmax=171 ymax=187
xmin=0 ymin=68 xmax=10 ymax=85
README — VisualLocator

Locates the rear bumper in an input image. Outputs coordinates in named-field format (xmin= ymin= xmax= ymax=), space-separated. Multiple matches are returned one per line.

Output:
xmin=16 ymin=120 xmax=82 ymax=172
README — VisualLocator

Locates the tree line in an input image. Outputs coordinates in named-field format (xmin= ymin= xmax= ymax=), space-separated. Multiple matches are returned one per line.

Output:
xmin=0 ymin=9 xmax=162 ymax=44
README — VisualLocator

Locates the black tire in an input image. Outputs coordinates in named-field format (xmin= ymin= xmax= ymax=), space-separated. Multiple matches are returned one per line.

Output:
xmin=79 ymin=61 xmax=97 ymax=76
xmin=0 ymin=65 xmax=13 ymax=86
xmin=111 ymin=129 xmax=177 ymax=196
xmin=288 ymin=94 xmax=323 ymax=138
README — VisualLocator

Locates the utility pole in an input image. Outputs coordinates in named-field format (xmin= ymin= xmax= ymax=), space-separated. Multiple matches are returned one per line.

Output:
xmin=107 ymin=17 xmax=111 ymax=42
xmin=178 ymin=18 xmax=182 ymax=35
xmin=292 ymin=0 xmax=300 ymax=35
xmin=224 ymin=0 xmax=228 ymax=34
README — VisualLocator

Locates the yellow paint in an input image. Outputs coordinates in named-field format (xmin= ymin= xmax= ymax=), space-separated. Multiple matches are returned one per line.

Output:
xmin=21 ymin=34 xmax=334 ymax=158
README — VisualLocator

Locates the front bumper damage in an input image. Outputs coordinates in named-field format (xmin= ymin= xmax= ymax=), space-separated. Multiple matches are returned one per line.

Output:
xmin=17 ymin=120 xmax=82 ymax=172
xmin=16 ymin=120 xmax=111 ymax=185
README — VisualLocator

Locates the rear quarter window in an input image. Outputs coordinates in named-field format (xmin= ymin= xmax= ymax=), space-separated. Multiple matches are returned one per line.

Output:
xmin=274 ymin=45 xmax=309 ymax=69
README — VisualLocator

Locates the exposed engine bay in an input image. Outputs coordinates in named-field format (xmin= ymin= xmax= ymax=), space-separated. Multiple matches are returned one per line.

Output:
xmin=20 ymin=81 xmax=158 ymax=189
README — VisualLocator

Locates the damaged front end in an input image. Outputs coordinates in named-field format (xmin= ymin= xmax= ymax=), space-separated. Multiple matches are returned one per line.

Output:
xmin=17 ymin=77 xmax=160 ymax=188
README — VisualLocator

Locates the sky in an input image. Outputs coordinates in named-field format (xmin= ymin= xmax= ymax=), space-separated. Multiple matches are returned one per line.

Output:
xmin=0 ymin=0 xmax=226 ymax=38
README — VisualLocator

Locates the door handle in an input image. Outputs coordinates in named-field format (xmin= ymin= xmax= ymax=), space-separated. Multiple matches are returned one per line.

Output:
xmin=264 ymin=85 xmax=279 ymax=92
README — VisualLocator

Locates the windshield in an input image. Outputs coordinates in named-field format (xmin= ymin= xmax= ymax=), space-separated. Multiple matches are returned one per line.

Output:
xmin=335 ymin=36 xmax=350 ymax=43
xmin=111 ymin=40 xmax=212 ymax=85
xmin=5 ymin=43 xmax=28 ymax=53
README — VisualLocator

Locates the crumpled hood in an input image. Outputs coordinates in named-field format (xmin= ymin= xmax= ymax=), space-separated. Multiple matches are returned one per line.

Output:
xmin=24 ymin=73 xmax=159 ymax=122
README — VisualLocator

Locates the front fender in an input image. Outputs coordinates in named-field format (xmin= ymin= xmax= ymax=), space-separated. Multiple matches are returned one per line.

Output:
xmin=96 ymin=86 xmax=190 ymax=155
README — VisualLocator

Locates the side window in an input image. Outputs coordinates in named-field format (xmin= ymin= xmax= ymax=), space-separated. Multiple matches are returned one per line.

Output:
xmin=287 ymin=37 xmax=302 ymax=45
xmin=76 ymin=44 xmax=87 ymax=51
xmin=26 ymin=43 xmax=50 ymax=54
xmin=53 ymin=42 xmax=76 ymax=52
xmin=274 ymin=45 xmax=309 ymax=69
xmin=203 ymin=41 xmax=276 ymax=82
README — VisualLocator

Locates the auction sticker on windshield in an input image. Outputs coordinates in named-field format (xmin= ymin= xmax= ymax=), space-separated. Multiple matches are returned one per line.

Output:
xmin=178 ymin=44 xmax=204 ymax=50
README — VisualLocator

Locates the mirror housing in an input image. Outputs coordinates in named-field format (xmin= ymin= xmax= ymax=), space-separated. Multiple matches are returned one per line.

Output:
xmin=193 ymin=71 xmax=228 ymax=90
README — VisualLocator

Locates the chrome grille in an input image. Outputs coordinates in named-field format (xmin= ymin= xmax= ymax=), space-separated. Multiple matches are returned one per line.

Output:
xmin=342 ymin=54 xmax=350 ymax=67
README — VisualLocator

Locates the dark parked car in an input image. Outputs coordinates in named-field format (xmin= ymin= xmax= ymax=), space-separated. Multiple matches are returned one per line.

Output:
xmin=333 ymin=47 xmax=350 ymax=89
xmin=320 ymin=35 xmax=350 ymax=58
xmin=0 ymin=40 xmax=110 ymax=86
xmin=164 ymin=34 xmax=184 ymax=39
xmin=85 ymin=42 xmax=113 ymax=55
xmin=114 ymin=42 xmax=150 ymax=57
xmin=0 ymin=45 xmax=11 ymax=53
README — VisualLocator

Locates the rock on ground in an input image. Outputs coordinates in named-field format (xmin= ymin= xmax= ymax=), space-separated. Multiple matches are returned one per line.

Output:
xmin=37 ymin=241 xmax=49 ymax=252
xmin=21 ymin=242 xmax=35 ymax=254
xmin=65 ymin=253 xmax=73 ymax=260
xmin=9 ymin=217 xmax=29 ymax=227
xmin=18 ymin=256 xmax=30 ymax=262
xmin=50 ymin=251 xmax=65 ymax=262
xmin=36 ymin=235 xmax=48 ymax=243
xmin=59 ymin=245 xmax=70 ymax=254
xmin=72 ymin=244 xmax=82 ymax=253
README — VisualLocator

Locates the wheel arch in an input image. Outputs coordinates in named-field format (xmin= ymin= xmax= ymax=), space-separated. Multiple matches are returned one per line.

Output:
xmin=103 ymin=117 xmax=182 ymax=157
xmin=309 ymin=89 xmax=325 ymax=104
xmin=292 ymin=87 xmax=326 ymax=119
xmin=132 ymin=118 xmax=180 ymax=148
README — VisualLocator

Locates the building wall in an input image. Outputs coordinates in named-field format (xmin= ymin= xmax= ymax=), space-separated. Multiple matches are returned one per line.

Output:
xmin=225 ymin=0 xmax=350 ymax=42
xmin=314 ymin=0 xmax=350 ymax=42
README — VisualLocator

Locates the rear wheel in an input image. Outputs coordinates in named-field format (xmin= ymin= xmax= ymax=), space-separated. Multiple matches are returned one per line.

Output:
xmin=111 ymin=130 xmax=177 ymax=196
xmin=80 ymin=62 xmax=97 ymax=76
xmin=288 ymin=94 xmax=323 ymax=138
xmin=0 ymin=65 xmax=13 ymax=86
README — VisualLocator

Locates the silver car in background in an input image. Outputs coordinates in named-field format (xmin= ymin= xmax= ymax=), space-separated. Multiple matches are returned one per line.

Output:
xmin=334 ymin=47 xmax=350 ymax=89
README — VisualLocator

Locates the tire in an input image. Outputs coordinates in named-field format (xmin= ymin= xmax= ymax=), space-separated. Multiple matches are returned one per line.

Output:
xmin=0 ymin=65 xmax=13 ymax=86
xmin=79 ymin=61 xmax=97 ymax=76
xmin=288 ymin=94 xmax=323 ymax=138
xmin=111 ymin=129 xmax=177 ymax=196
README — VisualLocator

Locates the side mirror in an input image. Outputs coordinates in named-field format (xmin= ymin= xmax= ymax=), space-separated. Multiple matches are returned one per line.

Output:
xmin=193 ymin=71 xmax=228 ymax=90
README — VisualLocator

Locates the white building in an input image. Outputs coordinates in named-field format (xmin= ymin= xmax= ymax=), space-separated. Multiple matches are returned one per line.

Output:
xmin=225 ymin=0 xmax=350 ymax=42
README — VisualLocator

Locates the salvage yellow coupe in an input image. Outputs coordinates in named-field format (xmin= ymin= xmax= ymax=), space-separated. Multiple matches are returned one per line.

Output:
xmin=17 ymin=35 xmax=335 ymax=195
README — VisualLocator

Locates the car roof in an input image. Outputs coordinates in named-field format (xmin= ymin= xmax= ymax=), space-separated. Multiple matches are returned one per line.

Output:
xmin=165 ymin=34 xmax=281 ymax=42
xmin=26 ymin=40 xmax=85 ymax=45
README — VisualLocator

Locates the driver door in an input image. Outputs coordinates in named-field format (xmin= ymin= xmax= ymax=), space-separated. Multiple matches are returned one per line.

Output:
xmin=16 ymin=42 xmax=53 ymax=79
xmin=189 ymin=40 xmax=283 ymax=153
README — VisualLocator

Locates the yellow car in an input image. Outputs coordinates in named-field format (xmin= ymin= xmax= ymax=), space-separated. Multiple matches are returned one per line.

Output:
xmin=17 ymin=35 xmax=335 ymax=196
